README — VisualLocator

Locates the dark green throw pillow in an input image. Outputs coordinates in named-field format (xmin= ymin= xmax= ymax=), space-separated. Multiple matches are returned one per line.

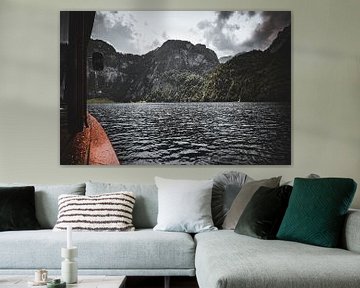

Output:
xmin=277 ymin=178 xmax=357 ymax=247
xmin=234 ymin=185 xmax=292 ymax=239
xmin=0 ymin=186 xmax=41 ymax=231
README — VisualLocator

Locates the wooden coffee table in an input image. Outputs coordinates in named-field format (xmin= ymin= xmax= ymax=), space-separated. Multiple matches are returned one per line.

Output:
xmin=0 ymin=275 xmax=126 ymax=288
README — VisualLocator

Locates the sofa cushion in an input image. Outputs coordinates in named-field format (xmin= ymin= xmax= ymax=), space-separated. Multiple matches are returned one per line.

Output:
xmin=195 ymin=230 xmax=360 ymax=288
xmin=0 ymin=186 xmax=40 ymax=231
xmin=222 ymin=176 xmax=281 ymax=229
xmin=212 ymin=171 xmax=250 ymax=228
xmin=277 ymin=178 xmax=357 ymax=247
xmin=53 ymin=192 xmax=136 ymax=232
xmin=234 ymin=185 xmax=292 ymax=239
xmin=86 ymin=181 xmax=158 ymax=229
xmin=342 ymin=209 xmax=360 ymax=253
xmin=0 ymin=183 xmax=86 ymax=229
xmin=154 ymin=177 xmax=216 ymax=233
xmin=0 ymin=229 xmax=195 ymax=272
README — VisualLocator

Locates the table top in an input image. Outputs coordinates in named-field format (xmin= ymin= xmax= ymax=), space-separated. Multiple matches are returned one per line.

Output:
xmin=0 ymin=275 xmax=126 ymax=288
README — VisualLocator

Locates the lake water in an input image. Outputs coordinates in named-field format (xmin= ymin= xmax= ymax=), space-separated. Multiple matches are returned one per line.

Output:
xmin=88 ymin=102 xmax=291 ymax=165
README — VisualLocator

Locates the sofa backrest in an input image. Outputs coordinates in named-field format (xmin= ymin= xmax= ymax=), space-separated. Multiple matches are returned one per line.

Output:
xmin=86 ymin=181 xmax=158 ymax=229
xmin=0 ymin=183 xmax=86 ymax=229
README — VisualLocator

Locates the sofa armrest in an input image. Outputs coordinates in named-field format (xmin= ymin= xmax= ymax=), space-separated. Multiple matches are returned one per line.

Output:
xmin=342 ymin=209 xmax=360 ymax=253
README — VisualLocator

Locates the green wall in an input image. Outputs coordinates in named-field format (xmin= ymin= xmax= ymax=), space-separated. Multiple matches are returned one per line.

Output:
xmin=0 ymin=0 xmax=359 ymax=208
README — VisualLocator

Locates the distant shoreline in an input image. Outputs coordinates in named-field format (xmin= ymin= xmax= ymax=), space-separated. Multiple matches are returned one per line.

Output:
xmin=87 ymin=98 xmax=115 ymax=104
xmin=87 ymin=98 xmax=291 ymax=104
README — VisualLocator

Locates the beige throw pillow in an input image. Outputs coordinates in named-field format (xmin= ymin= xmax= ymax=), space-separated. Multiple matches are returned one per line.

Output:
xmin=222 ymin=176 xmax=281 ymax=230
xmin=53 ymin=192 xmax=136 ymax=232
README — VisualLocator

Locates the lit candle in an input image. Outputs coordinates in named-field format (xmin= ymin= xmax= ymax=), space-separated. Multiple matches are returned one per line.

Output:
xmin=67 ymin=225 xmax=72 ymax=249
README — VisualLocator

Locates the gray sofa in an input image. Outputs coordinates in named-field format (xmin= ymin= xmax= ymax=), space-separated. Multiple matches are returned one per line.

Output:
xmin=0 ymin=181 xmax=360 ymax=288
xmin=195 ymin=213 xmax=360 ymax=288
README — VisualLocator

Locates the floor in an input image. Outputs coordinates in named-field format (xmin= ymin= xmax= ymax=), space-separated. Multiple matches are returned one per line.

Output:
xmin=0 ymin=276 xmax=198 ymax=288
xmin=126 ymin=276 xmax=199 ymax=288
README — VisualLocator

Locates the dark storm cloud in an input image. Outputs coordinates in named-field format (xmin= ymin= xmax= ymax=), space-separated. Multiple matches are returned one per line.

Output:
xmin=198 ymin=11 xmax=241 ymax=56
xmin=241 ymin=11 xmax=291 ymax=51
xmin=216 ymin=11 xmax=235 ymax=21
xmin=209 ymin=32 xmax=239 ymax=53
xmin=239 ymin=11 xmax=256 ymax=18
xmin=216 ymin=11 xmax=241 ymax=31
xmin=91 ymin=12 xmax=139 ymax=54
xmin=198 ymin=11 xmax=290 ymax=56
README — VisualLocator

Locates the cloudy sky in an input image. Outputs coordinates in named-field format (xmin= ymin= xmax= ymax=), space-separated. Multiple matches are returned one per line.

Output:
xmin=91 ymin=11 xmax=290 ymax=58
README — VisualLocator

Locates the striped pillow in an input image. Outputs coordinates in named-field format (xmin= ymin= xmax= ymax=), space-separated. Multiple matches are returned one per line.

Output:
xmin=53 ymin=192 xmax=136 ymax=231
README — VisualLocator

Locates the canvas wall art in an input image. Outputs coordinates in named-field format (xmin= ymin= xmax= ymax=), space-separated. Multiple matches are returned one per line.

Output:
xmin=60 ymin=11 xmax=291 ymax=165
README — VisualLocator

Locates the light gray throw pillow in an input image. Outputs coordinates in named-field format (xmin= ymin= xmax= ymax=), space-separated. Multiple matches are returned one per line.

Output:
xmin=212 ymin=171 xmax=252 ymax=228
xmin=222 ymin=176 xmax=281 ymax=230
xmin=153 ymin=177 xmax=217 ymax=233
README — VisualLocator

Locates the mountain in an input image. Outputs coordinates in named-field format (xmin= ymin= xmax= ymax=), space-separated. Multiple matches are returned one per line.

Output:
xmin=147 ymin=40 xmax=219 ymax=74
xmin=87 ymin=39 xmax=219 ymax=102
xmin=87 ymin=25 xmax=291 ymax=103
xmin=196 ymin=25 xmax=291 ymax=102
xmin=268 ymin=25 xmax=291 ymax=54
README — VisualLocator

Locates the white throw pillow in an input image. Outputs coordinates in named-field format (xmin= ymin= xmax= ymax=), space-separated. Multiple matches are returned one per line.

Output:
xmin=153 ymin=177 xmax=217 ymax=233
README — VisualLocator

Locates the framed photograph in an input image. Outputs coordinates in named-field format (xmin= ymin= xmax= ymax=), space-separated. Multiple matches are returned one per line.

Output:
xmin=60 ymin=11 xmax=291 ymax=165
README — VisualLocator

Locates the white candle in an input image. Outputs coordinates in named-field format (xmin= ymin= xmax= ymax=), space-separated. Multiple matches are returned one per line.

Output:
xmin=67 ymin=225 xmax=72 ymax=249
